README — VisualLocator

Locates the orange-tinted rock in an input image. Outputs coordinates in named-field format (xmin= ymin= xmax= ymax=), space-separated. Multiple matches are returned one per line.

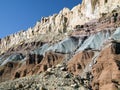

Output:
xmin=36 ymin=51 xmax=65 ymax=73
xmin=0 ymin=51 xmax=64 ymax=82
xmin=92 ymin=42 xmax=120 ymax=90
xmin=67 ymin=50 xmax=94 ymax=75
xmin=0 ymin=62 xmax=20 ymax=82
xmin=13 ymin=52 xmax=64 ymax=79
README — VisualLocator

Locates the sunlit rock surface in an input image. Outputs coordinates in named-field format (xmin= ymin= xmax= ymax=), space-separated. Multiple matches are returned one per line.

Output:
xmin=0 ymin=0 xmax=120 ymax=90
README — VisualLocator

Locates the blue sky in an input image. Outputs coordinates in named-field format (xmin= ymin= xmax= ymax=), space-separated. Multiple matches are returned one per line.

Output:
xmin=0 ymin=0 xmax=82 ymax=38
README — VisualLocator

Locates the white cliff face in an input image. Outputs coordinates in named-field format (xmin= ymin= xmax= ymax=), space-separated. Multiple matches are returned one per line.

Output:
xmin=83 ymin=0 xmax=93 ymax=18
xmin=31 ymin=0 xmax=120 ymax=29
xmin=0 ymin=0 xmax=120 ymax=54
xmin=99 ymin=0 xmax=120 ymax=13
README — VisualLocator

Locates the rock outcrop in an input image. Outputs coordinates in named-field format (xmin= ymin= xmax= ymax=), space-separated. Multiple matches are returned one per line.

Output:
xmin=92 ymin=42 xmax=120 ymax=90
xmin=0 ymin=0 xmax=120 ymax=90
xmin=67 ymin=50 xmax=94 ymax=75
xmin=0 ymin=0 xmax=120 ymax=55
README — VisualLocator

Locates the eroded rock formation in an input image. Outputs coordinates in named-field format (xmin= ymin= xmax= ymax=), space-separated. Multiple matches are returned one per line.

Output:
xmin=92 ymin=42 xmax=120 ymax=90
xmin=1 ymin=0 xmax=120 ymax=55
xmin=0 ymin=0 xmax=120 ymax=90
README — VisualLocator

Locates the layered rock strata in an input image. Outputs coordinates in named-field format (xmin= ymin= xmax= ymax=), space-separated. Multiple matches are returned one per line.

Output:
xmin=1 ymin=0 xmax=120 ymax=54
xmin=0 ymin=0 xmax=120 ymax=90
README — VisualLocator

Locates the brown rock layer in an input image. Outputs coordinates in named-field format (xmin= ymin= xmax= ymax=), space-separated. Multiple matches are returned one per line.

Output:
xmin=1 ymin=0 xmax=120 ymax=55
xmin=92 ymin=42 xmax=120 ymax=90
xmin=0 ymin=52 xmax=64 ymax=82
xmin=67 ymin=50 xmax=94 ymax=75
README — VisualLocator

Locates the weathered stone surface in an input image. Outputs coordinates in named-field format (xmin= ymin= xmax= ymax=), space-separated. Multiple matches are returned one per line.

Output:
xmin=0 ymin=64 xmax=88 ymax=90
xmin=92 ymin=43 xmax=120 ymax=90
xmin=0 ymin=51 xmax=65 ymax=82
xmin=0 ymin=0 xmax=120 ymax=55
xmin=67 ymin=50 xmax=94 ymax=75
xmin=0 ymin=0 xmax=120 ymax=90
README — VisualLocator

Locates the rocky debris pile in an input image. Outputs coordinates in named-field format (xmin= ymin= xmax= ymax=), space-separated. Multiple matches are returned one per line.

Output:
xmin=0 ymin=64 xmax=88 ymax=90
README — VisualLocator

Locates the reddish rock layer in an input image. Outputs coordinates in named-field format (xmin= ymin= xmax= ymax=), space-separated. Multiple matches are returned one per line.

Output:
xmin=67 ymin=50 xmax=94 ymax=75
xmin=0 ymin=52 xmax=64 ymax=82
xmin=92 ymin=42 xmax=120 ymax=90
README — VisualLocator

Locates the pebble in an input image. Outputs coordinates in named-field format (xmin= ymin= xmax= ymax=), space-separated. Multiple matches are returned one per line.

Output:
xmin=60 ymin=67 xmax=66 ymax=71
xmin=39 ymin=86 xmax=47 ymax=90
xmin=71 ymin=83 xmax=79 ymax=88
xmin=64 ymin=73 xmax=71 ymax=78
xmin=15 ymin=83 xmax=23 ymax=89
xmin=56 ymin=64 xmax=63 ymax=68
xmin=47 ymin=68 xmax=52 ymax=72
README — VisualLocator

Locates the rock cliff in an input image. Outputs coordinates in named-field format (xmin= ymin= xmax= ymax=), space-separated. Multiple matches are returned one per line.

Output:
xmin=1 ymin=0 xmax=120 ymax=55
xmin=0 ymin=0 xmax=120 ymax=90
